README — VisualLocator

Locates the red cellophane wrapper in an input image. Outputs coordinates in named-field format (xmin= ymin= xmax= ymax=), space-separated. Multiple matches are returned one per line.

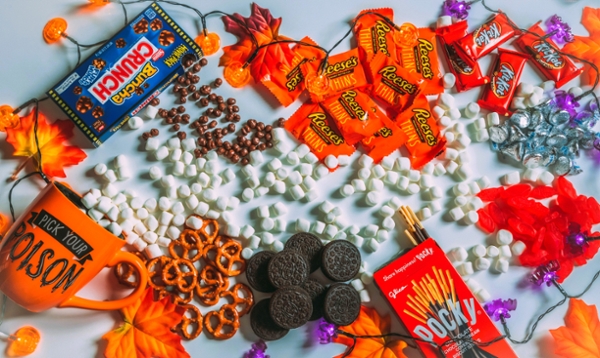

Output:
xmin=284 ymin=102 xmax=355 ymax=162
xmin=515 ymin=22 xmax=583 ymax=88
xmin=353 ymin=8 xmax=397 ymax=81
xmin=478 ymin=48 xmax=529 ymax=116
xmin=436 ymin=21 xmax=489 ymax=92
xmin=395 ymin=94 xmax=446 ymax=169
xmin=455 ymin=12 xmax=518 ymax=60
xmin=322 ymin=89 xmax=388 ymax=146
xmin=261 ymin=36 xmax=326 ymax=107
xmin=361 ymin=113 xmax=407 ymax=163
xmin=370 ymin=52 xmax=424 ymax=112
xmin=398 ymin=27 xmax=444 ymax=95
xmin=302 ymin=48 xmax=369 ymax=103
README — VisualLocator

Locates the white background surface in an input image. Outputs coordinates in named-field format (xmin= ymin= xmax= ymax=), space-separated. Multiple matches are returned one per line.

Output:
xmin=0 ymin=0 xmax=599 ymax=357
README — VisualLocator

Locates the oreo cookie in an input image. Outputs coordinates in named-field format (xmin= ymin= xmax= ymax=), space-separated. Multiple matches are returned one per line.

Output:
xmin=269 ymin=286 xmax=313 ymax=329
xmin=301 ymin=279 xmax=327 ymax=321
xmin=250 ymin=299 xmax=289 ymax=341
xmin=267 ymin=250 xmax=309 ymax=288
xmin=284 ymin=232 xmax=323 ymax=272
xmin=321 ymin=240 xmax=361 ymax=282
xmin=324 ymin=283 xmax=361 ymax=326
xmin=246 ymin=250 xmax=277 ymax=293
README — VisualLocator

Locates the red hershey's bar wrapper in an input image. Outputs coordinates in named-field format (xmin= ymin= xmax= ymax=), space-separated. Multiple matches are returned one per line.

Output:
xmin=373 ymin=239 xmax=517 ymax=358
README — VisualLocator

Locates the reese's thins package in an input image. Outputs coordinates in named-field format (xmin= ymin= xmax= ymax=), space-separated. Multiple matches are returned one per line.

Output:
xmin=353 ymin=8 xmax=397 ymax=81
xmin=47 ymin=2 xmax=203 ymax=146
xmin=374 ymin=238 xmax=519 ymax=358
xmin=398 ymin=28 xmax=444 ymax=95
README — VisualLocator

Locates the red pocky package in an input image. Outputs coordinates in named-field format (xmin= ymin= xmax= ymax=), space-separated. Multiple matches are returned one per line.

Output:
xmin=515 ymin=22 xmax=583 ymax=88
xmin=398 ymin=27 xmax=444 ymax=95
xmin=455 ymin=12 xmax=518 ymax=60
xmin=478 ymin=48 xmax=529 ymax=116
xmin=284 ymin=102 xmax=355 ymax=162
xmin=437 ymin=21 xmax=489 ymax=92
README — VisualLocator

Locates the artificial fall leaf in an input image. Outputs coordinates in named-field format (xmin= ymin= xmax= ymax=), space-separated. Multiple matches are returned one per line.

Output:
xmin=333 ymin=306 xmax=408 ymax=358
xmin=220 ymin=3 xmax=295 ymax=84
xmin=4 ymin=110 xmax=86 ymax=179
xmin=550 ymin=298 xmax=600 ymax=358
xmin=563 ymin=7 xmax=600 ymax=84
xmin=0 ymin=213 xmax=8 ymax=237
xmin=101 ymin=288 xmax=189 ymax=358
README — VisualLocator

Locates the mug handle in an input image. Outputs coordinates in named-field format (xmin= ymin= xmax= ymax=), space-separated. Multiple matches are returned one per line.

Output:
xmin=58 ymin=251 xmax=148 ymax=311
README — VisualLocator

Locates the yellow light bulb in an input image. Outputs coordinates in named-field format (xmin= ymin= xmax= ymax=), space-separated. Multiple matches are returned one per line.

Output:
xmin=304 ymin=73 xmax=330 ymax=96
xmin=195 ymin=32 xmax=221 ymax=56
xmin=394 ymin=23 xmax=419 ymax=47
xmin=6 ymin=326 xmax=40 ymax=357
xmin=224 ymin=62 xmax=251 ymax=88
xmin=88 ymin=0 xmax=110 ymax=5
xmin=0 ymin=105 xmax=19 ymax=132
xmin=43 ymin=18 xmax=68 ymax=44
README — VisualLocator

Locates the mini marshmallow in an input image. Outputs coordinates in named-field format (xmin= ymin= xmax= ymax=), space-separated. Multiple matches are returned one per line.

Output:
xmin=395 ymin=157 xmax=411 ymax=173
xmin=499 ymin=245 xmax=512 ymax=258
xmin=133 ymin=221 xmax=148 ymax=236
xmin=456 ymin=262 xmax=474 ymax=276
xmin=366 ymin=238 xmax=381 ymax=252
xmin=382 ymin=217 xmax=395 ymax=231
xmin=407 ymin=183 xmax=420 ymax=195
xmin=538 ymin=171 xmax=554 ymax=186
xmin=467 ymin=197 xmax=484 ymax=211
xmin=154 ymin=146 xmax=169 ymax=161
xmin=397 ymin=176 xmax=409 ymax=191
xmin=267 ymin=158 xmax=283 ymax=171
xmin=324 ymin=224 xmax=339 ymax=240
xmin=184 ymin=195 xmax=199 ymax=211
xmin=371 ymin=165 xmax=386 ymax=178
xmin=172 ymin=162 xmax=185 ymax=177
xmin=379 ymin=205 xmax=395 ymax=217
xmin=180 ymin=137 xmax=195 ymax=152
xmin=212 ymin=196 xmax=227 ymax=212
xmin=444 ymin=131 xmax=456 ymax=144
xmin=185 ymin=216 xmax=203 ymax=230
xmin=357 ymin=168 xmax=371 ymax=181
xmin=476 ymin=176 xmax=491 ymax=190
xmin=157 ymin=236 xmax=170 ymax=248
xmin=275 ymin=168 xmax=289 ymax=181
xmin=167 ymin=226 xmax=182 ymax=240
xmin=429 ymin=187 xmax=443 ymax=200
xmin=196 ymin=172 xmax=210 ymax=187
xmin=296 ymin=218 xmax=310 ymax=232
xmin=408 ymin=170 xmax=421 ymax=182
xmin=288 ymin=171 xmax=303 ymax=186
xmin=497 ymin=229 xmax=514 ymax=245
xmin=103 ymin=169 xmax=118 ymax=183
xmin=82 ymin=193 xmax=99 ymax=209
xmin=475 ymin=288 xmax=492 ymax=302
xmin=205 ymin=151 xmax=217 ymax=161
xmin=320 ymin=200 xmax=335 ymax=214
xmin=523 ymin=168 xmax=542 ymax=183
xmin=360 ymin=291 xmax=371 ymax=303
xmin=149 ymin=166 xmax=163 ymax=180
xmin=158 ymin=197 xmax=172 ymax=212
xmin=185 ymin=165 xmax=197 ymax=178
xmin=449 ymin=207 xmax=465 ymax=221
xmin=351 ymin=278 xmax=365 ymax=291
xmin=468 ymin=182 xmax=480 ymax=195
xmin=386 ymin=197 xmax=401 ymax=211
xmin=272 ymin=240 xmax=285 ymax=252
xmin=273 ymin=180 xmax=286 ymax=194
xmin=437 ymin=15 xmax=453 ymax=28
xmin=364 ymin=224 xmax=379 ymax=238
xmin=313 ymin=221 xmax=326 ymax=235
xmin=128 ymin=116 xmax=143 ymax=129
xmin=96 ymin=197 xmax=113 ymax=214
xmin=304 ymin=152 xmax=319 ymax=164
xmin=205 ymin=210 xmax=220 ymax=220
xmin=246 ymin=175 xmax=260 ymax=189
xmin=358 ymin=154 xmax=374 ymax=168
xmin=249 ymin=151 xmax=264 ymax=166
xmin=472 ymin=244 xmax=486 ymax=258
xmin=202 ymin=188 xmax=217 ymax=202
xmin=299 ymin=163 xmax=313 ymax=177
xmin=254 ymin=186 xmax=269 ymax=198
xmin=221 ymin=212 xmax=233 ymax=223
xmin=432 ymin=105 xmax=446 ymax=119
xmin=454 ymin=134 xmax=471 ymax=150
xmin=142 ymin=231 xmax=158 ymax=245
xmin=302 ymin=176 xmax=317 ymax=191
xmin=194 ymin=202 xmax=210 ymax=216
xmin=420 ymin=174 xmax=434 ymax=189
xmin=225 ymin=224 xmax=241 ymax=237
xmin=517 ymin=82 xmax=534 ymax=96
xmin=94 ymin=163 xmax=108 ymax=176
xmin=178 ymin=185 xmax=191 ymax=198
xmin=494 ymin=258 xmax=509 ymax=273
xmin=439 ymin=116 xmax=453 ymax=128
xmin=160 ymin=175 xmax=175 ymax=189
xmin=241 ymin=248 xmax=254 ymax=260
xmin=159 ymin=211 xmax=174 ymax=226
xmin=331 ymin=207 xmax=342 ymax=217
xmin=429 ymin=201 xmax=442 ymax=214
xmin=486 ymin=112 xmax=500 ymax=127
xmin=248 ymin=236 xmax=261 ymax=250
xmin=448 ymin=247 xmax=468 ymax=262
xmin=369 ymin=178 xmax=384 ymax=192
xmin=418 ymin=207 xmax=432 ymax=221
xmin=260 ymin=172 xmax=275 ymax=188
xmin=443 ymin=148 xmax=459 ymax=162
xmin=340 ymin=184 xmax=355 ymax=197
xmin=475 ymin=129 xmax=490 ymax=142
xmin=464 ymin=102 xmax=480 ymax=118
xmin=130 ymin=197 xmax=145 ymax=210
xmin=512 ymin=97 xmax=526 ymax=110
xmin=240 ymin=225 xmax=255 ymax=240
xmin=170 ymin=148 xmax=182 ymax=162
xmin=144 ymin=137 xmax=160 ymax=152
xmin=453 ymin=183 xmax=469 ymax=196
xmin=449 ymin=107 xmax=461 ymax=120
xmin=273 ymin=218 xmax=286 ymax=232
xmin=465 ymin=278 xmax=482 ymax=293
xmin=124 ymin=231 xmax=139 ymax=245
xmin=474 ymin=258 xmax=491 ymax=271
xmin=324 ymin=212 xmax=336 ymax=224
xmin=209 ymin=174 xmax=223 ymax=189
xmin=286 ymin=151 xmax=300 ymax=166
xmin=487 ymin=245 xmax=500 ymax=258
xmin=241 ymin=164 xmax=256 ymax=179
xmin=464 ymin=211 xmax=479 ymax=225
xmin=136 ymin=208 xmax=149 ymax=220
xmin=157 ymin=225 xmax=168 ymax=237
xmin=257 ymin=205 xmax=270 ymax=218
xmin=542 ymin=80 xmax=556 ymax=92
xmin=361 ymin=272 xmax=374 ymax=285
xmin=502 ymin=171 xmax=521 ymax=185
xmin=108 ymin=222 xmax=122 ymax=237
xmin=132 ymin=237 xmax=148 ymax=252
xmin=303 ymin=190 xmax=318 ymax=202
xmin=289 ymin=185 xmax=305 ymax=200
xmin=442 ymin=72 xmax=456 ymax=88
xmin=453 ymin=121 xmax=465 ymax=134
xmin=295 ymin=144 xmax=310 ymax=158
xmin=333 ymin=231 xmax=347 ymax=241
xmin=170 ymin=202 xmax=184 ymax=215
xmin=324 ymin=155 xmax=339 ymax=169
xmin=165 ymin=138 xmax=180 ymax=150
xmin=511 ymin=241 xmax=526 ymax=256
xmin=376 ymin=230 xmax=390 ymax=243
xmin=438 ymin=93 xmax=455 ymax=109
xmin=365 ymin=191 xmax=380 ymax=206
xmin=274 ymin=141 xmax=291 ymax=156
xmin=271 ymin=127 xmax=287 ymax=142
xmin=421 ymin=163 xmax=435 ymax=176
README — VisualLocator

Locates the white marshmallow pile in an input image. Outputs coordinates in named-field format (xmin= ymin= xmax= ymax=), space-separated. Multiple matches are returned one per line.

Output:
xmin=510 ymin=81 xmax=555 ymax=110
xmin=445 ymin=176 xmax=490 ymax=226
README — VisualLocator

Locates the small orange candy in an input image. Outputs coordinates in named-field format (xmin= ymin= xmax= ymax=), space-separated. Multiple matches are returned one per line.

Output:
xmin=88 ymin=0 xmax=110 ymax=5
xmin=394 ymin=23 xmax=419 ymax=48
xmin=6 ymin=326 xmax=40 ymax=357
xmin=195 ymin=32 xmax=221 ymax=56
xmin=224 ymin=62 xmax=251 ymax=88
xmin=305 ymin=73 xmax=330 ymax=96
xmin=43 ymin=18 xmax=68 ymax=44
xmin=0 ymin=105 xmax=19 ymax=132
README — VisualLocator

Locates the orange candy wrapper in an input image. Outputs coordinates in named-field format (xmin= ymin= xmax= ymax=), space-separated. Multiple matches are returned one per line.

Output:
xmin=353 ymin=8 xmax=397 ymax=76
xmin=322 ymin=89 xmax=388 ymax=145
xmin=361 ymin=114 xmax=407 ymax=163
xmin=398 ymin=27 xmax=443 ymax=95
xmin=395 ymin=94 xmax=446 ymax=168
xmin=285 ymin=103 xmax=355 ymax=162
xmin=261 ymin=36 xmax=326 ymax=107
xmin=302 ymin=48 xmax=369 ymax=103
xmin=370 ymin=52 xmax=424 ymax=112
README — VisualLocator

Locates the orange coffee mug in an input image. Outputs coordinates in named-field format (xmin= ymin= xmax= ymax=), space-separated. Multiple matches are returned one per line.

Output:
xmin=0 ymin=181 xmax=147 ymax=312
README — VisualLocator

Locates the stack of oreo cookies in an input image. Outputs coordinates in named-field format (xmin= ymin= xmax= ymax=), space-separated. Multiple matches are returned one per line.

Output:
xmin=246 ymin=232 xmax=362 ymax=341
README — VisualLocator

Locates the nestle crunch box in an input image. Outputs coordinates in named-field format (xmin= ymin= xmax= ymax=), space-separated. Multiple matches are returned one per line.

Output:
xmin=47 ymin=2 xmax=203 ymax=146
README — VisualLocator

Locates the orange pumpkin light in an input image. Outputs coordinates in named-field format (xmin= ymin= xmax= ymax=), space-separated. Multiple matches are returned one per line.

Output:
xmin=43 ymin=18 xmax=68 ymax=44
xmin=394 ymin=22 xmax=419 ymax=47
xmin=224 ymin=61 xmax=251 ymax=88
xmin=88 ymin=0 xmax=110 ymax=5
xmin=195 ymin=32 xmax=221 ymax=56
xmin=0 ymin=105 xmax=19 ymax=132
xmin=5 ymin=326 xmax=40 ymax=357
xmin=304 ymin=73 xmax=330 ymax=96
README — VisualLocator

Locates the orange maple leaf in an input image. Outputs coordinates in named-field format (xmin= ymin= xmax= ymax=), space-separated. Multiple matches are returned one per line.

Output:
xmin=4 ymin=110 xmax=87 ymax=179
xmin=101 ymin=288 xmax=189 ymax=358
xmin=220 ymin=3 xmax=295 ymax=84
xmin=333 ymin=306 xmax=408 ymax=358
xmin=563 ymin=7 xmax=600 ymax=84
xmin=550 ymin=298 xmax=600 ymax=358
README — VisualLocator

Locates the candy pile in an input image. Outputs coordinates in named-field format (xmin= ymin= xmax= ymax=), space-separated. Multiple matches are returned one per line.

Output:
xmin=475 ymin=176 xmax=600 ymax=281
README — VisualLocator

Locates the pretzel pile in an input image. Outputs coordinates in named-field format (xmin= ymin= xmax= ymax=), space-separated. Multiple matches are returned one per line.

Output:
xmin=113 ymin=217 xmax=253 ymax=340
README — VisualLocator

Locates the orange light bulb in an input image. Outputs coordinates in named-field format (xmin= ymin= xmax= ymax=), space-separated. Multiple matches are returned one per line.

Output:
xmin=5 ymin=326 xmax=40 ymax=357
xmin=43 ymin=18 xmax=68 ymax=44
xmin=304 ymin=73 xmax=330 ymax=96
xmin=394 ymin=23 xmax=419 ymax=47
xmin=88 ymin=0 xmax=110 ymax=5
xmin=0 ymin=105 xmax=19 ymax=132
xmin=195 ymin=32 xmax=221 ymax=56
xmin=224 ymin=62 xmax=251 ymax=88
